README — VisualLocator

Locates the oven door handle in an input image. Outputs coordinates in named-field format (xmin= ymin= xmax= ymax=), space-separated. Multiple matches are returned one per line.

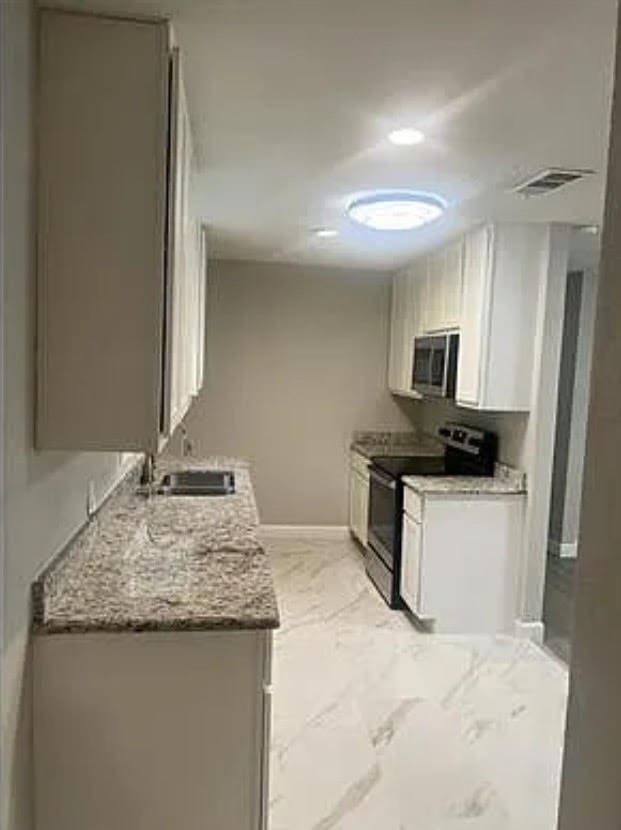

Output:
xmin=370 ymin=469 xmax=396 ymax=490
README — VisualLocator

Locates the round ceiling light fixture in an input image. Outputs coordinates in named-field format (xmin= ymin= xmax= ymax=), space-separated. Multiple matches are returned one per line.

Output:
xmin=347 ymin=191 xmax=446 ymax=231
xmin=388 ymin=127 xmax=425 ymax=146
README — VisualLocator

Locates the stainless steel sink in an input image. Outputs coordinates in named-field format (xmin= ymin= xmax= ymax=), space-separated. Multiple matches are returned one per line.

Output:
xmin=158 ymin=470 xmax=235 ymax=496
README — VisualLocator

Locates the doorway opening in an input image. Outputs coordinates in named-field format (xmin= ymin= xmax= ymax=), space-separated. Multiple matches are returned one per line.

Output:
xmin=544 ymin=268 xmax=598 ymax=662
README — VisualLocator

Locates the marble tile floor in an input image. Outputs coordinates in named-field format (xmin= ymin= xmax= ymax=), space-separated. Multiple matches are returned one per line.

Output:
xmin=262 ymin=531 xmax=570 ymax=830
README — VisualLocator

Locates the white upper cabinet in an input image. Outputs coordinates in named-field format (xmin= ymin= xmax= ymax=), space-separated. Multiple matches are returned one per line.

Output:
xmin=387 ymin=264 xmax=424 ymax=397
xmin=37 ymin=10 xmax=205 ymax=452
xmin=455 ymin=226 xmax=490 ymax=407
xmin=456 ymin=224 xmax=544 ymax=411
xmin=388 ymin=222 xmax=548 ymax=411
xmin=387 ymin=270 xmax=409 ymax=393
xmin=422 ymin=239 xmax=463 ymax=333
xmin=165 ymin=56 xmax=205 ymax=438
xmin=442 ymin=239 xmax=465 ymax=329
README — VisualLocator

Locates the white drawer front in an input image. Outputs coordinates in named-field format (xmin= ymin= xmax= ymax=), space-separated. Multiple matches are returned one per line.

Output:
xmin=404 ymin=486 xmax=423 ymax=522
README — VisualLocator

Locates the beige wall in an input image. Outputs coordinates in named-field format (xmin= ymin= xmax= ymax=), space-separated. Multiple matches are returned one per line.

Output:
xmin=558 ymin=5 xmax=621 ymax=824
xmin=1 ymin=5 xmax=132 ymax=828
xmin=179 ymin=259 xmax=416 ymax=525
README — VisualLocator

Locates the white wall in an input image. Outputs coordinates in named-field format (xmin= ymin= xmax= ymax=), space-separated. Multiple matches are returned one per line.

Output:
xmin=1 ymin=5 xmax=133 ymax=828
xmin=176 ymin=259 xmax=417 ymax=525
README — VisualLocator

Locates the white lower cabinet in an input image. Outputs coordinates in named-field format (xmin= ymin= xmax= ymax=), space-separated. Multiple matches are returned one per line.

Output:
xmin=400 ymin=487 xmax=525 ymax=634
xmin=34 ymin=630 xmax=273 ymax=830
xmin=349 ymin=452 xmax=370 ymax=546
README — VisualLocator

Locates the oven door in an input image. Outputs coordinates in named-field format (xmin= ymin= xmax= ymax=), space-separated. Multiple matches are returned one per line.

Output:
xmin=367 ymin=466 xmax=397 ymax=570
xmin=412 ymin=335 xmax=450 ymax=398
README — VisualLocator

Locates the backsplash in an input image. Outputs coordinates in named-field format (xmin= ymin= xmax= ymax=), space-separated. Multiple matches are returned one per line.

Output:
xmin=352 ymin=429 xmax=420 ymax=447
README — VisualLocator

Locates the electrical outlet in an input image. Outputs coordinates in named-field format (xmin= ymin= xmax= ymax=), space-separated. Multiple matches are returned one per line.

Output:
xmin=86 ymin=480 xmax=97 ymax=519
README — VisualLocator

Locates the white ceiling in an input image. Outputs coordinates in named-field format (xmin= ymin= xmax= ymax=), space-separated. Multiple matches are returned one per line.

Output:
xmin=45 ymin=0 xmax=617 ymax=269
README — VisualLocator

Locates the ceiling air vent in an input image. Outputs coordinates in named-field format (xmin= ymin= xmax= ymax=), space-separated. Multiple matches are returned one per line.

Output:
xmin=512 ymin=168 xmax=595 ymax=197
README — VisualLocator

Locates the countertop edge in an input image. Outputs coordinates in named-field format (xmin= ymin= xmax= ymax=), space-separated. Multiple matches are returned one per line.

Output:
xmin=402 ymin=475 xmax=527 ymax=496
xmin=33 ymin=615 xmax=281 ymax=635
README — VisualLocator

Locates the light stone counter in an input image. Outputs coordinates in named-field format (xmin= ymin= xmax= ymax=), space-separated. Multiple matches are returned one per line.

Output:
xmin=403 ymin=463 xmax=526 ymax=495
xmin=351 ymin=430 xmax=444 ymax=460
xmin=32 ymin=457 xmax=279 ymax=634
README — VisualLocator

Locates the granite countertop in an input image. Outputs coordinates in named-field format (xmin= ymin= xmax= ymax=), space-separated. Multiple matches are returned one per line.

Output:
xmin=32 ymin=457 xmax=280 ymax=634
xmin=403 ymin=464 xmax=527 ymax=496
xmin=351 ymin=430 xmax=444 ymax=459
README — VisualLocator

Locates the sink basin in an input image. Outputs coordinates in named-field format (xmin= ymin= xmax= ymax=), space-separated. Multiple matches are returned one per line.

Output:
xmin=158 ymin=470 xmax=235 ymax=496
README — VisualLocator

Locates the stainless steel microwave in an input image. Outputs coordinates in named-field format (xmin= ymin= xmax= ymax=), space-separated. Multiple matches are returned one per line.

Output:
xmin=412 ymin=333 xmax=459 ymax=398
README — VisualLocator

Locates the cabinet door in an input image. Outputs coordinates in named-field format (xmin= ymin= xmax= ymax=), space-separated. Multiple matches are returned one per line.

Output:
xmin=401 ymin=265 xmax=420 ymax=389
xmin=387 ymin=272 xmax=406 ymax=391
xmin=401 ymin=512 xmax=422 ymax=613
xmin=424 ymin=253 xmax=445 ymax=333
xmin=37 ymin=11 xmax=170 ymax=452
xmin=195 ymin=224 xmax=208 ymax=395
xmin=388 ymin=270 xmax=417 ymax=394
xmin=357 ymin=473 xmax=369 ymax=547
xmin=456 ymin=226 xmax=492 ymax=407
xmin=411 ymin=265 xmax=427 ymax=338
xmin=165 ymin=51 xmax=197 ymax=436
xmin=349 ymin=469 xmax=369 ymax=546
xmin=443 ymin=239 xmax=464 ymax=329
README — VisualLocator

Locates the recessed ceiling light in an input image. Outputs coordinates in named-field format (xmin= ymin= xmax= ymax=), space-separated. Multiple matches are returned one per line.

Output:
xmin=388 ymin=128 xmax=425 ymax=146
xmin=347 ymin=191 xmax=445 ymax=231
xmin=578 ymin=224 xmax=600 ymax=235
xmin=314 ymin=228 xmax=339 ymax=239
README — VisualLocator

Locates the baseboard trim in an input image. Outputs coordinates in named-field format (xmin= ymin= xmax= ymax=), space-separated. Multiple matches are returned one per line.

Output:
xmin=514 ymin=619 xmax=545 ymax=644
xmin=259 ymin=524 xmax=350 ymax=541
xmin=548 ymin=538 xmax=578 ymax=559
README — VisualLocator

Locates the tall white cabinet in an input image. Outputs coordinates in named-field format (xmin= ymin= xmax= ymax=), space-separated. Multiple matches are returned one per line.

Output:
xmin=37 ymin=10 xmax=206 ymax=452
xmin=456 ymin=224 xmax=546 ymax=411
